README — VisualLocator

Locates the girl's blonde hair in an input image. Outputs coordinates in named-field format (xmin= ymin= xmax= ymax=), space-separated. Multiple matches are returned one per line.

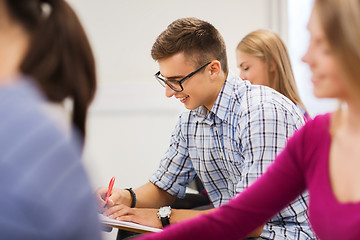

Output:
xmin=236 ymin=29 xmax=308 ymax=114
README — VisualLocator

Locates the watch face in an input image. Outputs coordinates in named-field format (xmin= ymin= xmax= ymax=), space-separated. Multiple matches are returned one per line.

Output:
xmin=158 ymin=206 xmax=171 ymax=217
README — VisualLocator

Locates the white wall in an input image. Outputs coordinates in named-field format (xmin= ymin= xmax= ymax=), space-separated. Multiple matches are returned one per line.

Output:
xmin=65 ymin=1 xmax=289 ymax=239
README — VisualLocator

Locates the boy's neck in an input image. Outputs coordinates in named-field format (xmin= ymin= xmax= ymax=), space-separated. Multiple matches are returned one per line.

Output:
xmin=204 ymin=71 xmax=228 ymax=111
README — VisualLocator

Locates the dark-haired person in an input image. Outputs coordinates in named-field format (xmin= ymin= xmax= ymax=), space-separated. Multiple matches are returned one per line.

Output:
xmin=0 ymin=0 xmax=101 ymax=239
xmin=97 ymin=17 xmax=315 ymax=239
xmin=16 ymin=0 xmax=96 ymax=142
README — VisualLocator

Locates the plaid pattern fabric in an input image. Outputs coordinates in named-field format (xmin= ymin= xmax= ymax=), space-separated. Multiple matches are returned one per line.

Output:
xmin=150 ymin=71 xmax=315 ymax=239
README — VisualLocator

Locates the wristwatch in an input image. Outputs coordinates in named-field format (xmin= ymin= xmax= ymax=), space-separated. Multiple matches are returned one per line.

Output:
xmin=157 ymin=206 xmax=172 ymax=227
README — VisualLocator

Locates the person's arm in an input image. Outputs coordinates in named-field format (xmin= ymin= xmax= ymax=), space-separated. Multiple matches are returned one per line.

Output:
xmin=249 ymin=225 xmax=265 ymax=237
xmin=97 ymin=115 xmax=196 ymax=210
xmin=135 ymin=125 xmax=309 ymax=240
xmin=174 ymin=206 xmax=263 ymax=237
xmin=100 ymin=179 xmax=263 ymax=234
xmin=99 ymin=113 xmax=200 ymax=229
xmin=104 ymin=195 xmax=264 ymax=235
xmin=104 ymin=205 xmax=215 ymax=228
xmin=135 ymin=182 xmax=177 ymax=208
xmin=96 ymin=182 xmax=176 ymax=209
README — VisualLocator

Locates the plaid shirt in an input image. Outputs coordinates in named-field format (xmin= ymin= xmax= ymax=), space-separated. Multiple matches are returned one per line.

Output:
xmin=150 ymin=71 xmax=315 ymax=239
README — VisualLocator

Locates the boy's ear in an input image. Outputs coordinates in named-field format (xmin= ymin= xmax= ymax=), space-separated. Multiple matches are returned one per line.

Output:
xmin=209 ymin=60 xmax=221 ymax=78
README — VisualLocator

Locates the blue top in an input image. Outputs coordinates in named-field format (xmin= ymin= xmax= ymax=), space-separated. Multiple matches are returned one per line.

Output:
xmin=150 ymin=71 xmax=315 ymax=239
xmin=0 ymin=78 xmax=101 ymax=240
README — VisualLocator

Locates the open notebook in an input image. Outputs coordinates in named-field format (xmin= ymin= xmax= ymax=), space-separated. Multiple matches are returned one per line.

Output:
xmin=99 ymin=215 xmax=162 ymax=233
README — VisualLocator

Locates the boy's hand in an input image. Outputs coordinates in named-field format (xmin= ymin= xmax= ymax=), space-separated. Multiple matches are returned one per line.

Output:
xmin=96 ymin=187 xmax=132 ymax=211
xmin=104 ymin=204 xmax=162 ymax=228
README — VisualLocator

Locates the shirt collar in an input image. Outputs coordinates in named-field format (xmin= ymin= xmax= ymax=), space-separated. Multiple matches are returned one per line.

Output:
xmin=192 ymin=70 xmax=238 ymax=124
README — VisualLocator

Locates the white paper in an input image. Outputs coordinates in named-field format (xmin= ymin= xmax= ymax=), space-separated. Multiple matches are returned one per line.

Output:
xmin=99 ymin=215 xmax=162 ymax=233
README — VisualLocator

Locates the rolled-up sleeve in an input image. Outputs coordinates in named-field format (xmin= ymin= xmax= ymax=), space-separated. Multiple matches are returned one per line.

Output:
xmin=149 ymin=116 xmax=197 ymax=199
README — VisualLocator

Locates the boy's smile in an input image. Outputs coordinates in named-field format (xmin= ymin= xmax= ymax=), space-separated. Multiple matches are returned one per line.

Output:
xmin=158 ymin=52 xmax=224 ymax=111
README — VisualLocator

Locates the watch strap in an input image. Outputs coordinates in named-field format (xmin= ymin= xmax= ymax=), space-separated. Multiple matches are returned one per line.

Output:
xmin=160 ymin=216 xmax=170 ymax=227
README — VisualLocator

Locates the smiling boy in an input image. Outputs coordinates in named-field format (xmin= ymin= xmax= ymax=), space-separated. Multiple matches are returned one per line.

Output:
xmin=98 ymin=17 xmax=315 ymax=239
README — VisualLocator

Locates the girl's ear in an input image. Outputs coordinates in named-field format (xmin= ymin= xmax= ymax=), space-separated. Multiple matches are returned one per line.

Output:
xmin=270 ymin=60 xmax=277 ymax=72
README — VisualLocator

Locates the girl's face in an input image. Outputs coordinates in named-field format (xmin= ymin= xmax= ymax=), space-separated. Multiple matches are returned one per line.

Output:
xmin=236 ymin=51 xmax=271 ymax=87
xmin=302 ymin=9 xmax=347 ymax=100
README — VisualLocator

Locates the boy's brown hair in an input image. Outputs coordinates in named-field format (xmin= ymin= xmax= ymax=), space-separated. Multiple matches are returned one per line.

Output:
xmin=151 ymin=17 xmax=228 ymax=73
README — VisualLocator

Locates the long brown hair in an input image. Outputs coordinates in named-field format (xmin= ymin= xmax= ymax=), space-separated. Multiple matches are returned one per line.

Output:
xmin=237 ymin=30 xmax=308 ymax=114
xmin=314 ymin=0 xmax=360 ymax=105
xmin=6 ymin=0 xmax=96 ymax=141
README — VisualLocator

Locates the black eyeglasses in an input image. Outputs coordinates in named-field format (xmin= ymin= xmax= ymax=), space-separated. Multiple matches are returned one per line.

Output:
xmin=154 ymin=62 xmax=211 ymax=92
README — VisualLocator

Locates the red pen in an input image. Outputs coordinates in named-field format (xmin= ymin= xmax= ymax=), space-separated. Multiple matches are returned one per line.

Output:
xmin=104 ymin=176 xmax=115 ymax=208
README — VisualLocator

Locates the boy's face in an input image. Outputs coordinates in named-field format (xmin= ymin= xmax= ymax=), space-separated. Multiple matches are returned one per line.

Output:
xmin=158 ymin=52 xmax=216 ymax=110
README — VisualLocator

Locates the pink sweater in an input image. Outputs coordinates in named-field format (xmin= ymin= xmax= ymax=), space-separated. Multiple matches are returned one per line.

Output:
xmin=138 ymin=114 xmax=360 ymax=240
